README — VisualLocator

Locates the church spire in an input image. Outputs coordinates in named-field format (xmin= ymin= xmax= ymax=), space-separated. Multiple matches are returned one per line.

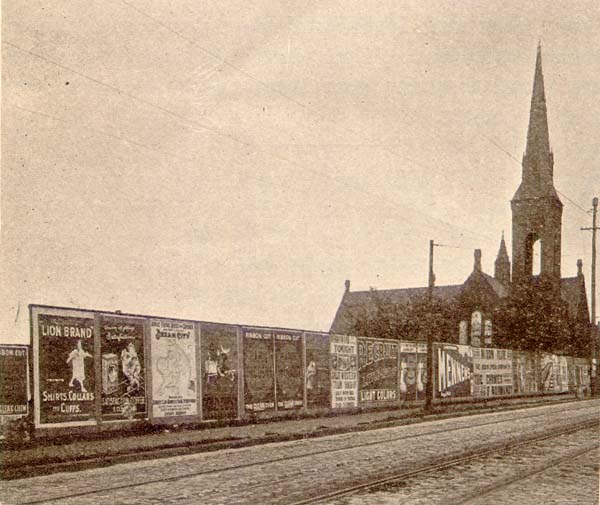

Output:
xmin=494 ymin=232 xmax=511 ymax=287
xmin=525 ymin=42 xmax=551 ymax=164
xmin=513 ymin=43 xmax=561 ymax=202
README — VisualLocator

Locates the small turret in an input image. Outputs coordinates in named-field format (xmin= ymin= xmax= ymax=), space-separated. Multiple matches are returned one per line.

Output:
xmin=494 ymin=232 xmax=511 ymax=287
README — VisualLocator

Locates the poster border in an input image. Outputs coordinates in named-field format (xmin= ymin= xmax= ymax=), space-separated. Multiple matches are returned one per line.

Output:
xmin=0 ymin=343 xmax=30 ymax=417
xmin=31 ymin=305 xmax=97 ymax=429
xmin=146 ymin=317 xmax=201 ymax=425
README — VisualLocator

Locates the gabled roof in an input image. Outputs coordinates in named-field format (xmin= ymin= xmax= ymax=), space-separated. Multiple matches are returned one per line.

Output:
xmin=330 ymin=284 xmax=462 ymax=334
xmin=482 ymin=272 xmax=509 ymax=298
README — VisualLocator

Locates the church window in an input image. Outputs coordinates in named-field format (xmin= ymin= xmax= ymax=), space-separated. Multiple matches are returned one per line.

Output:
xmin=459 ymin=321 xmax=468 ymax=345
xmin=471 ymin=312 xmax=482 ymax=347
xmin=532 ymin=239 xmax=542 ymax=275
xmin=484 ymin=320 xmax=492 ymax=336
xmin=524 ymin=233 xmax=542 ymax=276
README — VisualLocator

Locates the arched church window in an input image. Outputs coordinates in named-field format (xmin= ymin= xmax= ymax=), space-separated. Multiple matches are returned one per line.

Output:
xmin=459 ymin=321 xmax=468 ymax=345
xmin=484 ymin=320 xmax=492 ymax=346
xmin=471 ymin=311 xmax=482 ymax=347
xmin=525 ymin=233 xmax=542 ymax=277
xmin=532 ymin=239 xmax=542 ymax=275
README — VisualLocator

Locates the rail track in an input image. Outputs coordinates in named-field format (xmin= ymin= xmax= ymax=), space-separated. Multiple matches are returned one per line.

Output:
xmin=290 ymin=418 xmax=599 ymax=505
xmin=454 ymin=444 xmax=598 ymax=505
xmin=3 ymin=399 xmax=595 ymax=481
xmin=8 ymin=403 xmax=598 ymax=505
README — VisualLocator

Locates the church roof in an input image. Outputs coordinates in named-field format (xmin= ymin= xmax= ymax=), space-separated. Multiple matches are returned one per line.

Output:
xmin=560 ymin=276 xmax=588 ymax=320
xmin=330 ymin=284 xmax=463 ymax=334
xmin=481 ymin=272 xmax=509 ymax=298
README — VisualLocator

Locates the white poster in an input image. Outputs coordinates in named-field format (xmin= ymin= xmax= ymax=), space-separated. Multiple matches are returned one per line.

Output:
xmin=330 ymin=334 xmax=358 ymax=408
xmin=150 ymin=319 xmax=197 ymax=419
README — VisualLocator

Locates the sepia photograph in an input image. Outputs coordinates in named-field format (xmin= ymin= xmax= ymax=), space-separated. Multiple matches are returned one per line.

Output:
xmin=1 ymin=1 xmax=599 ymax=503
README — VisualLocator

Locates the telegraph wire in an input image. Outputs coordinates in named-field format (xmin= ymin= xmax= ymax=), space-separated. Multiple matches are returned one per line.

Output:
xmin=9 ymin=103 xmax=485 ymax=246
xmin=4 ymin=40 xmax=495 ymax=244
xmin=112 ymin=3 xmax=592 ymax=220
xmin=9 ymin=104 xmax=199 ymax=165
xmin=2 ymin=40 xmax=249 ymax=147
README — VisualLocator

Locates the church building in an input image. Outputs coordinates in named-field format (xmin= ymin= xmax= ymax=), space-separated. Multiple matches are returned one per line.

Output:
xmin=330 ymin=45 xmax=592 ymax=357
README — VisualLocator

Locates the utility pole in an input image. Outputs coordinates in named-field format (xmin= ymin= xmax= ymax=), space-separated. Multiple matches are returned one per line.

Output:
xmin=581 ymin=197 xmax=598 ymax=394
xmin=425 ymin=239 xmax=436 ymax=410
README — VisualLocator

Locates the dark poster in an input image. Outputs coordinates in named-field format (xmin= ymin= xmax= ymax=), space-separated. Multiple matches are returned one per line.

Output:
xmin=243 ymin=328 xmax=275 ymax=412
xmin=0 ymin=345 xmax=28 ymax=417
xmin=37 ymin=312 xmax=96 ymax=425
xmin=398 ymin=341 xmax=427 ymax=401
xmin=99 ymin=315 xmax=146 ymax=420
xmin=274 ymin=331 xmax=303 ymax=410
xmin=357 ymin=337 xmax=399 ymax=403
xmin=201 ymin=323 xmax=238 ymax=420
xmin=434 ymin=344 xmax=473 ymax=398
xmin=305 ymin=332 xmax=331 ymax=408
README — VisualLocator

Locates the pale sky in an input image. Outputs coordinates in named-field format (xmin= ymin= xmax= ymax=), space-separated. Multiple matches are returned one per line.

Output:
xmin=2 ymin=1 xmax=599 ymax=344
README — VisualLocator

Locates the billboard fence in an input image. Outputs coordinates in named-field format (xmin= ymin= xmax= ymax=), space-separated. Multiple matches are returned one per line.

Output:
xmin=21 ymin=304 xmax=592 ymax=429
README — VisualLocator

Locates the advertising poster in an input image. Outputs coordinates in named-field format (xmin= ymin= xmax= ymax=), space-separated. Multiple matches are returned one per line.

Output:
xmin=150 ymin=319 xmax=197 ymax=419
xmin=0 ymin=345 xmax=29 ymax=418
xmin=330 ymin=334 xmax=358 ymax=408
xmin=305 ymin=332 xmax=331 ymax=408
xmin=99 ymin=315 xmax=146 ymax=420
xmin=472 ymin=347 xmax=513 ymax=398
xmin=34 ymin=309 xmax=96 ymax=426
xmin=243 ymin=328 xmax=275 ymax=412
xmin=540 ymin=353 xmax=559 ymax=393
xmin=201 ymin=323 xmax=238 ymax=420
xmin=572 ymin=358 xmax=590 ymax=390
xmin=556 ymin=355 xmax=569 ymax=393
xmin=398 ymin=341 xmax=427 ymax=401
xmin=512 ymin=351 xmax=539 ymax=394
xmin=274 ymin=331 xmax=303 ymax=410
xmin=434 ymin=343 xmax=473 ymax=398
xmin=357 ymin=337 xmax=399 ymax=404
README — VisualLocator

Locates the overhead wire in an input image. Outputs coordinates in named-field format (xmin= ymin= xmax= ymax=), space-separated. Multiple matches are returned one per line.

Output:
xmin=7 ymin=103 xmax=468 ymax=246
xmin=3 ymin=38 xmax=494 ymax=244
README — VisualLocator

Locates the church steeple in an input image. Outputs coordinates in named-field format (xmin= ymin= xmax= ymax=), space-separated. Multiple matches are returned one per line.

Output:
xmin=514 ymin=42 xmax=561 ymax=201
xmin=494 ymin=232 xmax=511 ymax=287
xmin=511 ymin=43 xmax=563 ymax=288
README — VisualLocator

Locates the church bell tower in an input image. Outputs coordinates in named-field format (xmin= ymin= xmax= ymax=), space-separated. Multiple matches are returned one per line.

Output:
xmin=511 ymin=43 xmax=563 ymax=289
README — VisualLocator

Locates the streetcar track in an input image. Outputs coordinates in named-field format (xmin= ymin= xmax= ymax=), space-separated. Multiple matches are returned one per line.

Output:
xmin=10 ymin=407 xmax=599 ymax=505
xmin=453 ymin=444 xmax=599 ymax=505
xmin=290 ymin=419 xmax=600 ymax=505
xmin=4 ymin=399 xmax=594 ymax=481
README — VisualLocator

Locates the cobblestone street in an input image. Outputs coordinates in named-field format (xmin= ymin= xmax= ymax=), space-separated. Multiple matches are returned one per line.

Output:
xmin=1 ymin=399 xmax=598 ymax=505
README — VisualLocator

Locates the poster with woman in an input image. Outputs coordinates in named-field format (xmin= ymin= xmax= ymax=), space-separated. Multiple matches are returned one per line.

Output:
xmin=99 ymin=315 xmax=146 ymax=420
xmin=150 ymin=318 xmax=197 ymax=420
xmin=398 ymin=341 xmax=427 ymax=401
